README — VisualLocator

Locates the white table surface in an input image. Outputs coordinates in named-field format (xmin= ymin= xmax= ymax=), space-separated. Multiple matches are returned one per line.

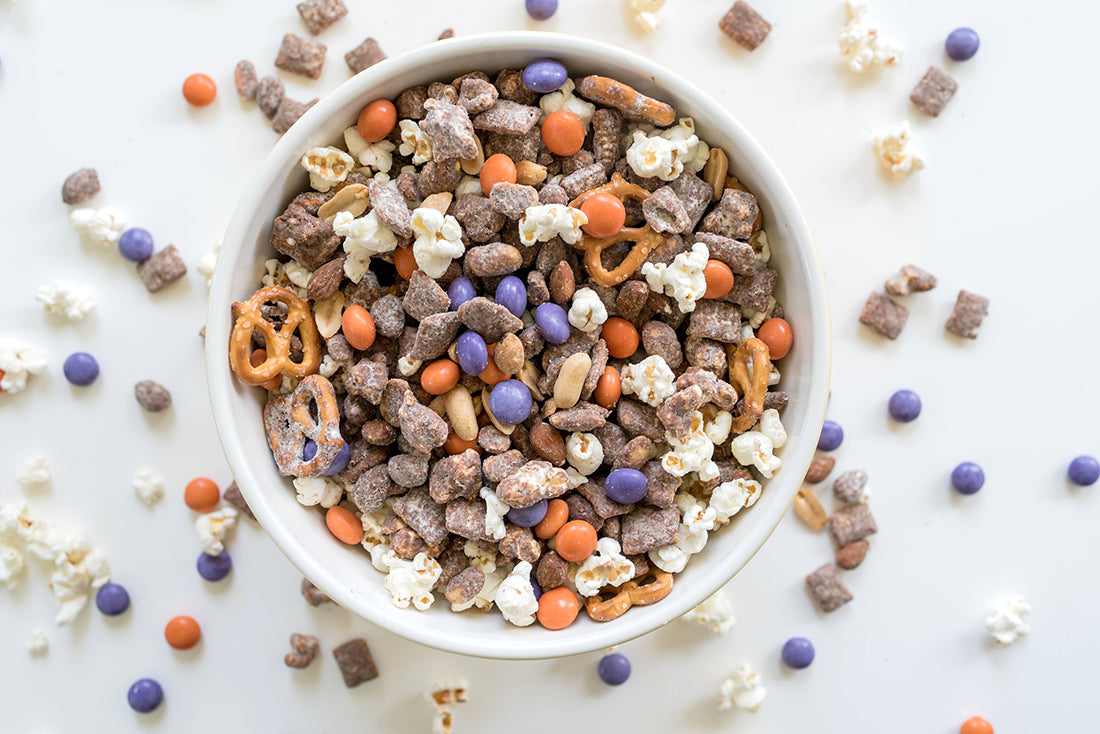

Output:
xmin=2 ymin=0 xmax=1096 ymax=730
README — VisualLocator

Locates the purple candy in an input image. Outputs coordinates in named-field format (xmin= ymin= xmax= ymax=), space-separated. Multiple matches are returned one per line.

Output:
xmin=605 ymin=468 xmax=647 ymax=504
xmin=495 ymin=275 xmax=528 ymax=318
xmin=522 ymin=59 xmax=568 ymax=94
xmin=1069 ymin=455 xmax=1100 ymax=487
xmin=535 ymin=302 xmax=570 ymax=344
xmin=96 ymin=583 xmax=131 ymax=616
xmin=951 ymin=462 xmax=984 ymax=495
xmin=818 ymin=420 xmax=843 ymax=451
xmin=448 ymin=277 xmax=477 ymax=310
xmin=323 ymin=441 xmax=350 ymax=475
xmin=63 ymin=352 xmax=99 ymax=386
xmin=781 ymin=637 xmax=815 ymax=669
xmin=945 ymin=27 xmax=979 ymax=61
xmin=455 ymin=331 xmax=489 ymax=375
xmin=525 ymin=0 xmax=557 ymax=21
xmin=888 ymin=389 xmax=921 ymax=422
xmin=127 ymin=678 xmax=164 ymax=713
xmin=597 ymin=653 xmax=631 ymax=685
xmin=506 ymin=499 xmax=548 ymax=527
xmin=196 ymin=551 xmax=232 ymax=581
xmin=118 ymin=228 xmax=154 ymax=262
xmin=530 ymin=578 xmax=543 ymax=601
xmin=489 ymin=379 xmax=532 ymax=425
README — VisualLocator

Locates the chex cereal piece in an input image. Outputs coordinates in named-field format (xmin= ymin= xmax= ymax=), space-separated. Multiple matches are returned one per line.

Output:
xmin=134 ymin=380 xmax=172 ymax=412
xmin=234 ymin=60 xmax=258 ymax=100
xmin=61 ymin=168 xmax=100 ymax=205
xmin=910 ymin=66 xmax=958 ymax=118
xmin=695 ymin=232 xmax=755 ymax=275
xmin=137 ymin=245 xmax=187 ymax=292
xmin=828 ymin=502 xmax=877 ymax=546
xmin=472 ymin=101 xmax=542 ymax=136
xmin=805 ymin=563 xmax=852 ymax=613
xmin=804 ymin=456 xmax=835 ymax=484
xmin=332 ymin=638 xmax=379 ymax=687
xmin=719 ymin=1 xmax=772 ymax=52
xmin=620 ymin=506 xmax=680 ymax=554
xmin=884 ymin=264 xmax=937 ymax=296
xmin=687 ymin=301 xmax=742 ymax=343
xmin=438 ymin=28 xmax=455 ymax=40
xmin=284 ymin=633 xmax=320 ymax=668
xmin=858 ymin=291 xmax=908 ymax=339
xmin=301 ymin=577 xmax=332 ymax=605
xmin=346 ymin=37 xmax=386 ymax=74
xmin=403 ymin=270 xmax=450 ymax=320
xmin=945 ymin=290 xmax=989 ymax=339
xmin=832 ymin=470 xmax=868 ymax=503
xmin=296 ymin=0 xmax=347 ymax=35
xmin=723 ymin=267 xmax=776 ymax=312
xmin=422 ymin=99 xmax=480 ymax=161
xmin=272 ymin=98 xmax=318 ymax=135
xmin=701 ymin=188 xmax=759 ymax=240
xmin=256 ymin=76 xmax=285 ymax=118
xmin=275 ymin=33 xmax=327 ymax=80
xmin=222 ymin=481 xmax=256 ymax=521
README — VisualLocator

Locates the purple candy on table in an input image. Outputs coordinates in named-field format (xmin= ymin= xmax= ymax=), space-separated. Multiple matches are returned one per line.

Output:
xmin=456 ymin=330 xmax=489 ymax=375
xmin=818 ymin=420 xmax=843 ymax=451
xmin=1069 ymin=455 xmax=1100 ymax=486
xmin=525 ymin=0 xmax=557 ymax=21
xmin=535 ymin=302 xmax=570 ymax=344
xmin=506 ymin=498 xmax=548 ymax=527
xmin=597 ymin=653 xmax=631 ymax=685
xmin=945 ymin=27 xmax=980 ymax=61
xmin=448 ymin=277 xmax=477 ymax=310
xmin=118 ymin=227 xmax=154 ymax=262
xmin=951 ymin=462 xmax=984 ymax=495
xmin=95 ymin=582 xmax=131 ymax=616
xmin=495 ymin=275 xmax=528 ymax=318
xmin=196 ymin=550 xmax=232 ymax=581
xmin=127 ymin=678 xmax=164 ymax=713
xmin=63 ymin=352 xmax=99 ymax=386
xmin=604 ymin=468 xmax=647 ymax=504
xmin=522 ymin=59 xmax=568 ymax=94
xmin=887 ymin=389 xmax=921 ymax=423
xmin=489 ymin=379 xmax=533 ymax=425
xmin=781 ymin=637 xmax=815 ymax=669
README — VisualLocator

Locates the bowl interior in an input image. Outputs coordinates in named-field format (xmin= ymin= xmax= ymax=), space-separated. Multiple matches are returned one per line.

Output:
xmin=206 ymin=32 xmax=830 ymax=660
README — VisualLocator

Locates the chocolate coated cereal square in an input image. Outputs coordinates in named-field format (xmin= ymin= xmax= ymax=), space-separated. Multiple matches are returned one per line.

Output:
xmin=332 ymin=638 xmax=379 ymax=687
xmin=134 ymin=380 xmax=172 ymax=412
xmin=640 ymin=461 xmax=678 ymax=508
xmin=61 ymin=168 xmax=100 ymax=205
xmin=702 ymin=188 xmax=759 ymax=241
xmin=256 ymin=76 xmax=285 ymax=118
xmin=620 ymin=506 xmax=680 ymax=554
xmin=828 ymin=502 xmax=878 ymax=546
xmin=223 ymin=481 xmax=256 ymax=521
xmin=687 ymin=300 xmax=742 ymax=343
xmin=272 ymin=97 xmax=318 ymax=134
xmin=719 ymin=1 xmax=772 ymax=51
xmin=393 ymin=488 xmax=448 ymax=545
xmin=910 ymin=66 xmax=958 ymax=118
xmin=275 ymin=34 xmax=327 ymax=80
xmin=945 ymin=290 xmax=989 ymax=339
xmin=137 ymin=245 xmax=187 ymax=292
xmin=859 ymin=291 xmax=909 ymax=340
xmin=296 ymin=0 xmax=347 ymax=35
xmin=472 ymin=101 xmax=542 ymax=135
xmin=805 ymin=563 xmax=852 ymax=613
xmin=300 ymin=577 xmax=331 ymax=605
xmin=403 ymin=270 xmax=451 ymax=321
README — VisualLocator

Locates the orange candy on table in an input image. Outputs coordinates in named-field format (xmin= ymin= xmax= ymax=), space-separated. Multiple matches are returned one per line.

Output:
xmin=580 ymin=193 xmax=626 ymax=238
xmin=592 ymin=365 xmax=622 ymax=409
xmin=184 ymin=478 xmax=220 ymax=513
xmin=182 ymin=73 xmax=217 ymax=106
xmin=959 ymin=717 xmax=993 ymax=734
xmin=480 ymin=154 xmax=518 ymax=195
xmin=601 ymin=317 xmax=640 ymax=359
xmin=421 ymin=359 xmax=461 ymax=395
xmin=702 ymin=259 xmax=735 ymax=299
xmin=394 ymin=246 xmax=418 ymax=280
xmin=555 ymin=520 xmax=598 ymax=562
xmin=534 ymin=498 xmax=569 ymax=540
xmin=341 ymin=305 xmax=376 ymax=351
xmin=537 ymin=587 xmax=581 ymax=630
xmin=326 ymin=506 xmax=364 ymax=545
xmin=541 ymin=110 xmax=585 ymax=156
xmin=757 ymin=317 xmax=793 ymax=360
xmin=357 ymin=99 xmax=397 ymax=143
xmin=164 ymin=615 xmax=202 ymax=650
xmin=444 ymin=433 xmax=482 ymax=455
xmin=249 ymin=349 xmax=283 ymax=390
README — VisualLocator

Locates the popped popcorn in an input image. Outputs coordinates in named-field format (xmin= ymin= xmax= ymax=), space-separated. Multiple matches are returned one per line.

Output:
xmin=411 ymin=207 xmax=465 ymax=278
xmin=700 ymin=404 xmax=733 ymax=446
xmin=35 ymin=281 xmax=96 ymax=322
xmin=398 ymin=119 xmax=433 ymax=165
xmin=518 ymin=204 xmax=587 ymax=246
xmin=0 ymin=339 xmax=47 ymax=393
xmin=0 ymin=544 xmax=24 ymax=589
xmin=682 ymin=589 xmax=736 ymax=634
xmin=480 ymin=487 xmax=509 ymax=541
xmin=195 ymin=507 xmax=238 ymax=555
xmin=661 ymin=410 xmax=719 ymax=481
xmin=986 ymin=596 xmax=1031 ymax=646
xmin=539 ymin=78 xmax=596 ymax=129
xmin=132 ymin=469 xmax=165 ymax=506
xmin=709 ymin=475 xmax=762 ymax=524
xmin=397 ymin=355 xmax=423 ymax=377
xmin=382 ymin=550 xmax=442 ymax=610
xmin=620 ymin=355 xmax=676 ymax=407
xmin=261 ymin=258 xmax=311 ymax=299
xmin=641 ymin=242 xmax=710 ymax=313
xmin=758 ymin=408 xmax=787 ymax=449
xmin=625 ymin=125 xmax=699 ymax=181
xmin=837 ymin=0 xmax=901 ymax=73
xmin=27 ymin=629 xmax=49 ymax=657
xmin=661 ymin=118 xmax=709 ymax=174
xmin=16 ymin=454 xmax=50 ymax=491
xmin=566 ymin=432 xmax=604 ymax=476
xmin=463 ymin=538 xmax=497 ymax=574
xmin=731 ymin=430 xmax=782 ymax=478
xmin=567 ymin=287 xmax=608 ymax=333
xmin=873 ymin=121 xmax=925 ymax=176
xmin=70 ymin=206 xmax=126 ymax=247
xmin=717 ymin=663 xmax=767 ymax=713
xmin=575 ymin=538 xmax=635 ymax=597
xmin=649 ymin=494 xmax=715 ymax=573
xmin=472 ymin=563 xmax=509 ymax=611
xmin=495 ymin=561 xmax=539 ymax=626
xmin=627 ymin=0 xmax=666 ymax=33
xmin=293 ymin=476 xmax=343 ymax=508
xmin=196 ymin=241 xmax=220 ymax=290
xmin=301 ymin=146 xmax=355 ymax=192
xmin=344 ymin=126 xmax=395 ymax=172
xmin=334 ymin=210 xmax=398 ymax=282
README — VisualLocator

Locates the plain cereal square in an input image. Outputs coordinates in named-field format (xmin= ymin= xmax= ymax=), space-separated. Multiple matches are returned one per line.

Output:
xmin=719 ymin=1 xmax=772 ymax=51
xmin=805 ymin=563 xmax=853 ymax=613
xmin=296 ymin=0 xmax=347 ymax=35
xmin=620 ymin=506 xmax=680 ymax=554
xmin=945 ymin=290 xmax=989 ymax=339
xmin=910 ymin=66 xmax=958 ymax=118
xmin=137 ymin=245 xmax=187 ymax=292
xmin=859 ymin=291 xmax=909 ymax=340
xmin=332 ymin=638 xmax=379 ymax=687
xmin=275 ymin=33 xmax=327 ymax=80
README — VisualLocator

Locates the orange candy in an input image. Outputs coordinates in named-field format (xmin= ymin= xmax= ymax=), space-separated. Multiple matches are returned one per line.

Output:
xmin=250 ymin=349 xmax=283 ymax=390
xmin=592 ymin=366 xmax=622 ymax=409
xmin=580 ymin=193 xmax=626 ymax=238
xmin=357 ymin=99 xmax=397 ymax=143
xmin=480 ymin=154 xmax=518 ymax=195
xmin=444 ymin=433 xmax=482 ymax=455
xmin=182 ymin=73 xmax=217 ymax=106
xmin=478 ymin=344 xmax=511 ymax=386
xmin=534 ymin=498 xmax=570 ymax=540
xmin=757 ymin=317 xmax=793 ymax=360
xmin=541 ymin=110 xmax=585 ymax=156
xmin=959 ymin=717 xmax=993 ymax=734
xmin=164 ymin=615 xmax=202 ymax=650
xmin=326 ymin=506 xmax=364 ymax=545
xmin=394 ymin=246 xmax=418 ymax=280
xmin=184 ymin=478 xmax=220 ymax=513
xmin=555 ymin=520 xmax=598 ymax=562
xmin=421 ymin=359 xmax=461 ymax=395
xmin=0 ymin=369 xmax=5 ymax=391
xmin=601 ymin=317 xmax=640 ymax=359
xmin=702 ymin=259 xmax=735 ymax=299
xmin=341 ymin=305 xmax=376 ymax=351
xmin=537 ymin=587 xmax=581 ymax=630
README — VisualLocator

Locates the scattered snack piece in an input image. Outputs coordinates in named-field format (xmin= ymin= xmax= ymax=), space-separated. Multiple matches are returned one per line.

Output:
xmin=133 ymin=469 xmax=165 ymax=506
xmin=284 ymin=632 xmax=320 ymax=668
xmin=985 ymin=596 xmax=1030 ymax=646
xmin=234 ymin=60 xmax=259 ymax=100
xmin=887 ymin=388 xmax=921 ymax=422
xmin=945 ymin=27 xmax=980 ymax=62
xmin=910 ymin=66 xmax=958 ymax=118
xmin=438 ymin=29 xmax=455 ymax=40
xmin=197 ymin=242 xmax=220 ymax=290
xmin=426 ymin=679 xmax=468 ymax=734
xmin=681 ymin=589 xmax=736 ymax=634
xmin=27 ymin=629 xmax=49 ymax=657
xmin=257 ymin=76 xmax=285 ymax=119
xmin=884 ymin=264 xmax=937 ymax=296
xmin=272 ymin=97 xmax=318 ymax=134
xmin=950 ymin=461 xmax=985 ymax=495
xmin=717 ymin=663 xmax=766 ymax=712
xmin=61 ymin=168 xmax=100 ymax=205
xmin=182 ymin=73 xmax=217 ymax=107
xmin=1068 ymin=455 xmax=1100 ymax=487
xmin=35 ymin=281 xmax=95 ymax=322
xmin=805 ymin=563 xmax=853 ymax=613
xmin=137 ymin=245 xmax=188 ymax=292
xmin=275 ymin=33 xmax=327 ymax=80
xmin=858 ymin=291 xmax=908 ymax=339
xmin=597 ymin=652 xmax=631 ymax=685
xmin=118 ymin=227 xmax=154 ymax=263
xmin=195 ymin=507 xmax=238 ymax=555
xmin=96 ymin=582 xmax=131 ymax=615
xmin=837 ymin=0 xmax=900 ymax=72
xmin=832 ymin=470 xmax=869 ymax=504
xmin=872 ymin=121 xmax=924 ymax=176
xmin=719 ymin=1 xmax=772 ymax=52
xmin=793 ymin=488 xmax=827 ymax=530
xmin=945 ymin=290 xmax=989 ymax=339
xmin=960 ymin=717 xmax=994 ymax=734
xmin=127 ymin=678 xmax=164 ymax=714
xmin=818 ymin=420 xmax=844 ymax=451
xmin=300 ymin=577 xmax=332 ymax=606
xmin=804 ymin=456 xmax=835 ymax=484
xmin=627 ymin=0 xmax=666 ymax=33
xmin=16 ymin=454 xmax=50 ymax=491
xmin=134 ymin=380 xmax=172 ymax=412
xmin=345 ymin=37 xmax=386 ymax=74
xmin=296 ymin=0 xmax=347 ymax=35
xmin=71 ymin=206 xmax=126 ymax=247
xmin=332 ymin=637 xmax=379 ymax=687
xmin=835 ymin=539 xmax=869 ymax=569
xmin=63 ymin=351 xmax=99 ymax=387
xmin=827 ymin=502 xmax=877 ymax=546
xmin=222 ymin=481 xmax=256 ymax=521
xmin=196 ymin=550 xmax=232 ymax=581
xmin=164 ymin=615 xmax=202 ymax=649
xmin=781 ymin=637 xmax=814 ymax=669
xmin=0 ymin=340 xmax=47 ymax=394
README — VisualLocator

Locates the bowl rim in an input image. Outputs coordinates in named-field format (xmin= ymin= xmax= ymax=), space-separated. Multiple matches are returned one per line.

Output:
xmin=206 ymin=30 xmax=832 ymax=660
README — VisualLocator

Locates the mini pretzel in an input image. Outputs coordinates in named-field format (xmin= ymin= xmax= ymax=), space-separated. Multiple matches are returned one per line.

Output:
xmin=568 ymin=173 xmax=667 ymax=287
xmin=229 ymin=286 xmax=322 ymax=385
xmin=584 ymin=570 xmax=674 ymax=622
xmin=576 ymin=76 xmax=677 ymax=127
xmin=263 ymin=374 xmax=344 ymax=477
xmin=728 ymin=337 xmax=772 ymax=434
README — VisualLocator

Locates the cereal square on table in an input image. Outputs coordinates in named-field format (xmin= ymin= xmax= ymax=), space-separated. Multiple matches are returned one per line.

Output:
xmin=719 ymin=1 xmax=772 ymax=52
xmin=945 ymin=290 xmax=989 ymax=339
xmin=828 ymin=502 xmax=878 ymax=546
xmin=332 ymin=638 xmax=379 ymax=687
xmin=61 ymin=168 xmax=100 ymax=205
xmin=296 ymin=0 xmax=347 ymax=35
xmin=275 ymin=33 xmax=327 ymax=80
xmin=137 ymin=245 xmax=187 ymax=292
xmin=910 ymin=66 xmax=958 ymax=118
xmin=858 ymin=291 xmax=908 ymax=340
xmin=345 ymin=37 xmax=386 ymax=74
xmin=805 ymin=563 xmax=853 ymax=613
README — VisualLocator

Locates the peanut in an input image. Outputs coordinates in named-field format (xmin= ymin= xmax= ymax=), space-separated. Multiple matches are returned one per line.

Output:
xmin=313 ymin=292 xmax=345 ymax=339
xmin=318 ymin=183 xmax=369 ymax=222
xmin=515 ymin=160 xmax=547 ymax=186
xmin=552 ymin=352 xmax=592 ymax=410
xmin=793 ymin=488 xmax=827 ymax=530
xmin=443 ymin=385 xmax=477 ymax=441
xmin=494 ymin=333 xmax=525 ymax=375
xmin=459 ymin=134 xmax=485 ymax=175
xmin=420 ymin=192 xmax=453 ymax=214
xmin=518 ymin=360 xmax=544 ymax=400
xmin=702 ymin=148 xmax=728 ymax=202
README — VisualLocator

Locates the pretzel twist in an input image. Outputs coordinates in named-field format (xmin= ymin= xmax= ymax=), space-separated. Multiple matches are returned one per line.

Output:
xmin=229 ymin=286 xmax=321 ymax=385
xmin=584 ymin=571 xmax=674 ymax=622
xmin=263 ymin=374 xmax=344 ymax=477
xmin=728 ymin=337 xmax=772 ymax=434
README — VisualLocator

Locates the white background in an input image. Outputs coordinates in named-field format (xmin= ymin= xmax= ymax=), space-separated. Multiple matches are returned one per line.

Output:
xmin=1 ymin=0 xmax=1096 ymax=731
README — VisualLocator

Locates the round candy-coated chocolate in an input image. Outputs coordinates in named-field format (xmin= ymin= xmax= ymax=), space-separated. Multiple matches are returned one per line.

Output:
xmin=489 ymin=379 xmax=533 ymax=425
xmin=506 ymin=499 xmax=548 ymax=527
xmin=818 ymin=420 xmax=843 ymax=451
xmin=495 ymin=275 xmax=528 ymax=318
xmin=196 ymin=551 xmax=232 ymax=581
xmin=525 ymin=0 xmax=557 ymax=21
xmin=127 ymin=678 xmax=164 ymax=713
xmin=781 ymin=637 xmax=815 ymax=669
xmin=1068 ymin=455 xmax=1099 ymax=486
xmin=888 ymin=389 xmax=921 ymax=422
xmin=951 ymin=462 xmax=985 ymax=495
xmin=531 ymin=578 xmax=543 ymax=601
xmin=63 ymin=352 xmax=99 ymax=386
xmin=535 ymin=303 xmax=570 ymax=344
xmin=95 ymin=583 xmax=131 ymax=616
xmin=322 ymin=440 xmax=350 ymax=476
xmin=605 ymin=468 xmax=647 ymax=504
xmin=118 ymin=228 xmax=154 ymax=262
xmin=522 ymin=59 xmax=568 ymax=93
xmin=597 ymin=653 xmax=631 ymax=685
xmin=945 ymin=27 xmax=980 ymax=61
xmin=448 ymin=277 xmax=477 ymax=310
xmin=456 ymin=330 xmax=489 ymax=375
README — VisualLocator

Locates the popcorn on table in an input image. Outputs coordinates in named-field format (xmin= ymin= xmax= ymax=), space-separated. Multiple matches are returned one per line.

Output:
xmin=567 ymin=287 xmax=608 ymax=333
xmin=627 ymin=0 xmax=666 ymax=33
xmin=718 ymin=663 xmax=767 ymax=713
xmin=16 ymin=454 xmax=50 ymax=491
xmin=620 ymin=355 xmax=676 ymax=407
xmin=27 ymin=629 xmax=49 ymax=657
xmin=682 ymin=589 xmax=736 ymax=635
xmin=837 ymin=0 xmax=901 ymax=73
xmin=986 ymin=596 xmax=1030 ymax=646
xmin=35 ymin=281 xmax=96 ymax=322
xmin=518 ymin=204 xmax=587 ymax=246
xmin=382 ymin=550 xmax=442 ymax=610
xmin=495 ymin=561 xmax=539 ymax=626
xmin=335 ymin=210 xmax=398 ymax=283
xmin=873 ymin=121 xmax=925 ymax=176
xmin=196 ymin=242 xmax=220 ymax=290
xmin=195 ymin=507 xmax=238 ymax=555
xmin=70 ymin=206 xmax=125 ymax=247
xmin=641 ymin=242 xmax=710 ymax=313
xmin=426 ymin=679 xmax=468 ymax=734
xmin=0 ymin=339 xmax=47 ymax=394
xmin=301 ymin=146 xmax=354 ymax=192
xmin=133 ymin=469 xmax=165 ymax=506
xmin=411 ymin=207 xmax=465 ymax=279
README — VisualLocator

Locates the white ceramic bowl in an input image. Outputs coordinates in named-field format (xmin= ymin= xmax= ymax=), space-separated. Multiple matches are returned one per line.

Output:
xmin=206 ymin=31 xmax=830 ymax=660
